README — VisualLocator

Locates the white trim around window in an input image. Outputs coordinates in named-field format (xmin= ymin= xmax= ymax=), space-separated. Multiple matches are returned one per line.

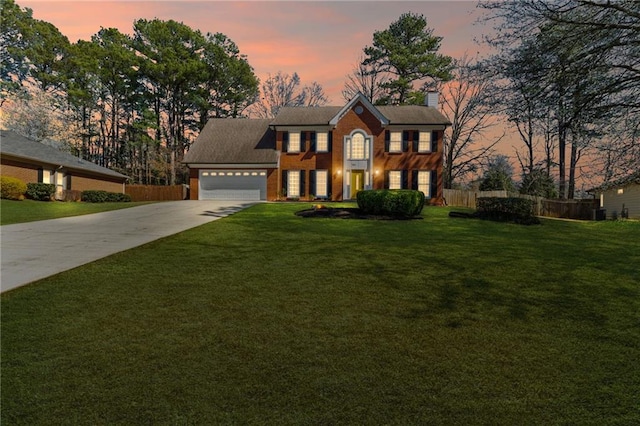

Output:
xmin=418 ymin=131 xmax=432 ymax=153
xmin=417 ymin=170 xmax=431 ymax=196
xmin=389 ymin=170 xmax=402 ymax=190
xmin=287 ymin=170 xmax=300 ymax=197
xmin=316 ymin=132 xmax=329 ymax=152
xmin=288 ymin=132 xmax=301 ymax=153
xmin=315 ymin=170 xmax=328 ymax=197
xmin=389 ymin=131 xmax=402 ymax=153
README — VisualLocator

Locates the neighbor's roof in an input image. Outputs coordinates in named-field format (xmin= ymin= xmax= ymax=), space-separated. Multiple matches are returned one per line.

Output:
xmin=0 ymin=130 xmax=128 ymax=180
xmin=182 ymin=119 xmax=277 ymax=165
xmin=588 ymin=170 xmax=640 ymax=192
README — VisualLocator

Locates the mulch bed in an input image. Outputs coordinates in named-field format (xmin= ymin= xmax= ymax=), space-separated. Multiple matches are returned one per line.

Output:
xmin=295 ymin=206 xmax=422 ymax=220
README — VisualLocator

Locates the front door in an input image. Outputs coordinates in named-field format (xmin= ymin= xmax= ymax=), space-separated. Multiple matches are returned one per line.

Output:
xmin=350 ymin=170 xmax=364 ymax=199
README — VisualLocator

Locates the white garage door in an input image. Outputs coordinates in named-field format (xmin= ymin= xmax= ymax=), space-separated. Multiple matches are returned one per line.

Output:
xmin=199 ymin=170 xmax=267 ymax=200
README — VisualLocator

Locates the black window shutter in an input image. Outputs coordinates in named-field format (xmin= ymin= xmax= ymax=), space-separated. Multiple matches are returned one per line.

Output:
xmin=300 ymin=170 xmax=306 ymax=197
xmin=328 ymin=132 xmax=333 ymax=152
xmin=309 ymin=170 xmax=316 ymax=196
xmin=411 ymin=170 xmax=418 ymax=190
xmin=401 ymin=170 xmax=408 ymax=189
xmin=310 ymin=132 xmax=317 ymax=152
xmin=384 ymin=130 xmax=390 ymax=152
xmin=301 ymin=132 xmax=306 ymax=152
xmin=413 ymin=131 xmax=419 ymax=152
xmin=402 ymin=131 xmax=409 ymax=152
xmin=282 ymin=132 xmax=289 ymax=153
xmin=38 ymin=168 xmax=43 ymax=183
xmin=384 ymin=171 xmax=390 ymax=189
xmin=282 ymin=170 xmax=288 ymax=195
xmin=431 ymin=131 xmax=438 ymax=152
xmin=430 ymin=170 xmax=437 ymax=198
xmin=66 ymin=173 xmax=72 ymax=189
xmin=326 ymin=172 xmax=331 ymax=197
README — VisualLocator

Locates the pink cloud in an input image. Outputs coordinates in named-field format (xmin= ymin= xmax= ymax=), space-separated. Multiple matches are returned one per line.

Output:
xmin=22 ymin=1 xmax=492 ymax=104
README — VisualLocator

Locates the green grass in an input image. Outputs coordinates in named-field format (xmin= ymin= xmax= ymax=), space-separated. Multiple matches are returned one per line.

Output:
xmin=0 ymin=199 xmax=154 ymax=225
xmin=2 ymin=204 xmax=639 ymax=425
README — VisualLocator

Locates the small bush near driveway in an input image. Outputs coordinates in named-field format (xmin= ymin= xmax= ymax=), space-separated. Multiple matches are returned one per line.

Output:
xmin=0 ymin=176 xmax=27 ymax=200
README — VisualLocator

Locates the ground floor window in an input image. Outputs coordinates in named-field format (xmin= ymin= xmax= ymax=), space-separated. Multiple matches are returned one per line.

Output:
xmin=283 ymin=170 xmax=305 ymax=198
xmin=315 ymin=170 xmax=328 ymax=197
xmin=388 ymin=170 xmax=402 ymax=189
xmin=417 ymin=171 xmax=431 ymax=197
xmin=288 ymin=171 xmax=300 ymax=197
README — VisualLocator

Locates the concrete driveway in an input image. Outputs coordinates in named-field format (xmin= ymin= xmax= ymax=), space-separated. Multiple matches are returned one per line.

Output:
xmin=1 ymin=200 xmax=256 ymax=293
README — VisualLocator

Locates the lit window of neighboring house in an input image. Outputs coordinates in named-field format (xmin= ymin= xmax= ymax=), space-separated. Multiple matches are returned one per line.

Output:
xmin=315 ymin=170 xmax=328 ymax=197
xmin=316 ymin=132 xmax=329 ymax=152
xmin=388 ymin=131 xmax=402 ymax=153
xmin=42 ymin=170 xmax=51 ymax=183
xmin=418 ymin=132 xmax=432 ymax=153
xmin=288 ymin=132 xmax=301 ymax=153
xmin=418 ymin=171 xmax=431 ymax=196
xmin=287 ymin=170 xmax=300 ymax=197
xmin=389 ymin=170 xmax=402 ymax=189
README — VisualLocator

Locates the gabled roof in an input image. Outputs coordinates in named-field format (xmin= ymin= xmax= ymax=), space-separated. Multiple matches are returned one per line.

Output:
xmin=182 ymin=119 xmax=277 ymax=165
xmin=588 ymin=170 xmax=640 ymax=192
xmin=0 ymin=130 xmax=128 ymax=180
xmin=329 ymin=92 xmax=389 ymax=126
xmin=268 ymin=92 xmax=451 ymax=127
xmin=378 ymin=105 xmax=451 ymax=126
xmin=269 ymin=107 xmax=341 ymax=126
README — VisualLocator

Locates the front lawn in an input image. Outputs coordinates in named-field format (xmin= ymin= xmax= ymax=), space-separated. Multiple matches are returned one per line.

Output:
xmin=2 ymin=204 xmax=639 ymax=424
xmin=0 ymin=199 xmax=153 ymax=225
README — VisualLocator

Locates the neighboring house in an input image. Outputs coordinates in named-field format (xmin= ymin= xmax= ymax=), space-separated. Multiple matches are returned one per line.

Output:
xmin=1 ymin=130 xmax=128 ymax=199
xmin=183 ymin=92 xmax=451 ymax=202
xmin=589 ymin=171 xmax=640 ymax=219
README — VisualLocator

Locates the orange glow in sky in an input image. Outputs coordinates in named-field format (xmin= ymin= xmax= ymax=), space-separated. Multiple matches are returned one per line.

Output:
xmin=21 ymin=1 xmax=490 ymax=104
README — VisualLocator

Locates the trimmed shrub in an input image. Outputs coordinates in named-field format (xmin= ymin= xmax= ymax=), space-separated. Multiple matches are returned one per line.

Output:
xmin=357 ymin=189 xmax=425 ymax=217
xmin=81 ymin=190 xmax=131 ymax=203
xmin=26 ymin=183 xmax=56 ymax=201
xmin=476 ymin=197 xmax=539 ymax=225
xmin=1 ymin=176 xmax=27 ymax=200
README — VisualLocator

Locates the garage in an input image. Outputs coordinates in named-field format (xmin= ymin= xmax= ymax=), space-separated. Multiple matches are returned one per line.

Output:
xmin=199 ymin=170 xmax=267 ymax=200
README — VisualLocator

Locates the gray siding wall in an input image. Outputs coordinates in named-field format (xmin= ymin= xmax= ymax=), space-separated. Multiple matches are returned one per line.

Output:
xmin=602 ymin=184 xmax=640 ymax=219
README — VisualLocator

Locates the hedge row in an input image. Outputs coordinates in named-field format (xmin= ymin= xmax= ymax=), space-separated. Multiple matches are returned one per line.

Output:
xmin=1 ymin=176 xmax=27 ymax=200
xmin=26 ymin=183 xmax=55 ymax=201
xmin=357 ymin=189 xmax=425 ymax=217
xmin=476 ymin=197 xmax=539 ymax=225
xmin=81 ymin=190 xmax=131 ymax=203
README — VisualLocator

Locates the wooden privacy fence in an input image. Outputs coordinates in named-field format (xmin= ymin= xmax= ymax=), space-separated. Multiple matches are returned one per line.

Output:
xmin=125 ymin=184 xmax=188 ymax=202
xmin=540 ymin=199 xmax=599 ymax=220
xmin=443 ymin=189 xmax=598 ymax=220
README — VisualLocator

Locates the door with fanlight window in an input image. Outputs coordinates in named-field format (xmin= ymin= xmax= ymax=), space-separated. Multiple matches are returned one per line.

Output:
xmin=350 ymin=170 xmax=364 ymax=199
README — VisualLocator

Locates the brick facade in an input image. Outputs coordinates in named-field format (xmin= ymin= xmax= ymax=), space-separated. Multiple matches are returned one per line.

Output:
xmin=1 ymin=156 xmax=125 ymax=195
xmin=186 ymin=93 xmax=449 ymax=202
xmin=275 ymin=100 xmax=445 ymax=204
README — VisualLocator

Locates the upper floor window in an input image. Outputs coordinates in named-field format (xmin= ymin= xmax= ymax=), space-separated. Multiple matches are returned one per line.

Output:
xmin=316 ymin=132 xmax=329 ymax=152
xmin=418 ymin=132 xmax=432 ymax=153
xmin=347 ymin=132 xmax=369 ymax=160
xmin=389 ymin=131 xmax=402 ymax=153
xmin=288 ymin=132 xmax=301 ymax=153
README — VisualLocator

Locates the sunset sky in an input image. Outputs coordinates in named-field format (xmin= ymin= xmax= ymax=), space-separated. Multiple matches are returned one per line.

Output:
xmin=22 ymin=1 xmax=491 ymax=104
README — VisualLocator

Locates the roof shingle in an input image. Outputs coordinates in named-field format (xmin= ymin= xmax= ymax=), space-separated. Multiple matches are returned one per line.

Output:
xmin=183 ymin=119 xmax=278 ymax=165
xmin=1 ymin=130 xmax=128 ymax=179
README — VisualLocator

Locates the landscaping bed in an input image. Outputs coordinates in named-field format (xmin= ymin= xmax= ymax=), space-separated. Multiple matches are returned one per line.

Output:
xmin=295 ymin=204 xmax=423 ymax=220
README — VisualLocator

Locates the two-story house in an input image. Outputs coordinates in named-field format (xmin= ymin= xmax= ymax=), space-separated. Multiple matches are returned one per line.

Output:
xmin=183 ymin=92 xmax=451 ymax=203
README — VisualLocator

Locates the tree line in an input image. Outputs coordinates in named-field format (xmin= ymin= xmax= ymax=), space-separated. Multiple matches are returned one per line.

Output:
xmin=2 ymin=0 xmax=261 ymax=185
xmin=2 ymin=1 xmax=638 ymax=196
